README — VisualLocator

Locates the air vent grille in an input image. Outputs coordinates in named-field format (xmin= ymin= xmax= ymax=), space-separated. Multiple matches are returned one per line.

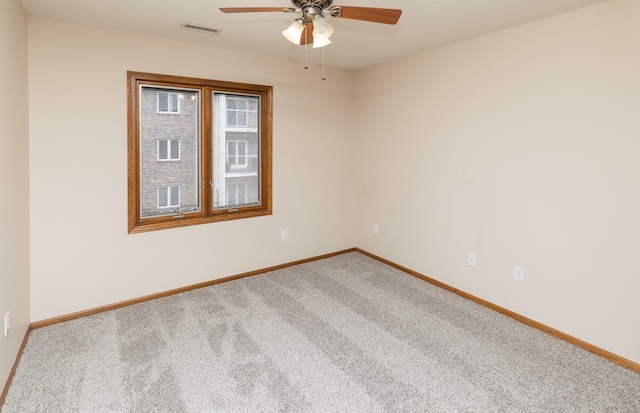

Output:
xmin=180 ymin=23 xmax=221 ymax=35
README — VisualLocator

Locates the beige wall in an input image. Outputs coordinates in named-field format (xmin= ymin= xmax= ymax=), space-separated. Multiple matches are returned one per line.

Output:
xmin=23 ymin=0 xmax=640 ymax=374
xmin=355 ymin=0 xmax=640 ymax=364
xmin=27 ymin=17 xmax=357 ymax=322
xmin=0 ymin=0 xmax=31 ymax=390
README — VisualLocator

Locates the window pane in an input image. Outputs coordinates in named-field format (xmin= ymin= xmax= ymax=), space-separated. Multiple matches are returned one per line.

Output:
xmin=158 ymin=187 xmax=168 ymax=207
xmin=169 ymin=94 xmax=179 ymax=113
xmin=140 ymin=87 xmax=200 ymax=218
xmin=238 ymin=182 xmax=246 ymax=202
xmin=158 ymin=140 xmax=168 ymax=160
xmin=170 ymin=140 xmax=180 ymax=160
xmin=227 ymin=141 xmax=234 ymax=159
xmin=170 ymin=186 xmax=180 ymax=207
xmin=213 ymin=93 xmax=261 ymax=209
xmin=158 ymin=92 xmax=168 ymax=112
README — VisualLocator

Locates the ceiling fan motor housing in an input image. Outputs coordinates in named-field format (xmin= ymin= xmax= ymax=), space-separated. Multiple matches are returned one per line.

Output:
xmin=291 ymin=0 xmax=333 ymax=9
xmin=292 ymin=0 xmax=334 ymax=23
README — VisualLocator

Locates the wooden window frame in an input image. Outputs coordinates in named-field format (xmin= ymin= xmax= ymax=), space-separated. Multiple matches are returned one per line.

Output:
xmin=128 ymin=71 xmax=273 ymax=234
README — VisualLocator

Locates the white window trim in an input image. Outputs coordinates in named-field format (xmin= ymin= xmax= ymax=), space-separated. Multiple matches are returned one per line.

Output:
xmin=227 ymin=139 xmax=248 ymax=169
xmin=226 ymin=97 xmax=256 ymax=127
xmin=157 ymin=139 xmax=181 ymax=161
xmin=157 ymin=91 xmax=180 ymax=114
xmin=225 ymin=172 xmax=258 ymax=178
xmin=158 ymin=186 xmax=180 ymax=208
xmin=227 ymin=182 xmax=248 ymax=206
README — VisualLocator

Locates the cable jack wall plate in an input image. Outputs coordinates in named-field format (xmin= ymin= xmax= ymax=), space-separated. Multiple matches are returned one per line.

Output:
xmin=468 ymin=252 xmax=477 ymax=267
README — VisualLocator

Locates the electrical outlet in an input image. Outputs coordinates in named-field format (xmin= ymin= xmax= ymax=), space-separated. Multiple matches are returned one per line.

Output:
xmin=373 ymin=224 xmax=379 ymax=235
xmin=468 ymin=252 xmax=477 ymax=267
xmin=4 ymin=312 xmax=9 ymax=337
xmin=281 ymin=229 xmax=288 ymax=241
xmin=514 ymin=266 xmax=524 ymax=282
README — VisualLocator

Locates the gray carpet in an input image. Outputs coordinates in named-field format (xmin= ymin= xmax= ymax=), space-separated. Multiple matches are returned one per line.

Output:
xmin=3 ymin=252 xmax=640 ymax=412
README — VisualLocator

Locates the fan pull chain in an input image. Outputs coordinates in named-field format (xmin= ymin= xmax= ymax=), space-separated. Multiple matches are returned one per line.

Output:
xmin=322 ymin=46 xmax=326 ymax=81
xmin=304 ymin=25 xmax=308 ymax=69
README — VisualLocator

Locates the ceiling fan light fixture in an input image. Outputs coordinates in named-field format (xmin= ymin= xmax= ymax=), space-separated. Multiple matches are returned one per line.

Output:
xmin=312 ymin=36 xmax=332 ymax=48
xmin=221 ymin=1 xmax=403 ymax=79
xmin=282 ymin=19 xmax=304 ymax=44
xmin=312 ymin=16 xmax=333 ymax=39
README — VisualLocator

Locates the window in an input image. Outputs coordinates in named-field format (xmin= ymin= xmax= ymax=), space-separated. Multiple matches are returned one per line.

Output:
xmin=128 ymin=72 xmax=272 ymax=233
xmin=227 ymin=140 xmax=247 ymax=168
xmin=158 ymin=140 xmax=180 ymax=161
xmin=157 ymin=91 xmax=179 ymax=113
xmin=158 ymin=186 xmax=180 ymax=208
xmin=226 ymin=97 xmax=255 ymax=127
xmin=227 ymin=182 xmax=247 ymax=206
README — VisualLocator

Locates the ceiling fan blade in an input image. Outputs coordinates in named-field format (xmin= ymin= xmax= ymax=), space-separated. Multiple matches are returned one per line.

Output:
xmin=333 ymin=6 xmax=402 ymax=25
xmin=299 ymin=24 xmax=314 ymax=46
xmin=219 ymin=7 xmax=291 ymax=13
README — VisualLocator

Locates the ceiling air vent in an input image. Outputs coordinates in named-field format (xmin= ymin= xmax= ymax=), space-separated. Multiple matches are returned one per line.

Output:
xmin=180 ymin=23 xmax=221 ymax=35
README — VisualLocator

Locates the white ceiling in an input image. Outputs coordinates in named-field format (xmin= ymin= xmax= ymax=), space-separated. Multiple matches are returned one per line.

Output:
xmin=21 ymin=0 xmax=608 ymax=70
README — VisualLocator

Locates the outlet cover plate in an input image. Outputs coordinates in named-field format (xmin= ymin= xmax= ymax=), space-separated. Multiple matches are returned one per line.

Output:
xmin=514 ymin=266 xmax=524 ymax=282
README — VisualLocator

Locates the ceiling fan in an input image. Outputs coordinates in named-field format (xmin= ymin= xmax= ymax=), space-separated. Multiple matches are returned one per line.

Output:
xmin=220 ymin=0 xmax=402 ymax=48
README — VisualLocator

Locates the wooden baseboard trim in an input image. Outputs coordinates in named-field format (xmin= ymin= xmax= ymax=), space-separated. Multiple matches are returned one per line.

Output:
xmin=25 ymin=247 xmax=640 ymax=375
xmin=30 ymin=248 xmax=357 ymax=330
xmin=355 ymin=248 xmax=640 ymax=374
xmin=1 ymin=326 xmax=31 ymax=409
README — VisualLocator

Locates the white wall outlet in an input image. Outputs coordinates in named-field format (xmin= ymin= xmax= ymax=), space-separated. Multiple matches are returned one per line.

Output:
xmin=373 ymin=224 xmax=379 ymax=235
xmin=514 ymin=266 xmax=524 ymax=282
xmin=281 ymin=229 xmax=288 ymax=241
xmin=4 ymin=312 xmax=9 ymax=337
xmin=468 ymin=252 xmax=477 ymax=267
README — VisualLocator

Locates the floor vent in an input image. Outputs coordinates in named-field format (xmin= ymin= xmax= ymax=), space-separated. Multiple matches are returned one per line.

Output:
xmin=180 ymin=22 xmax=221 ymax=35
